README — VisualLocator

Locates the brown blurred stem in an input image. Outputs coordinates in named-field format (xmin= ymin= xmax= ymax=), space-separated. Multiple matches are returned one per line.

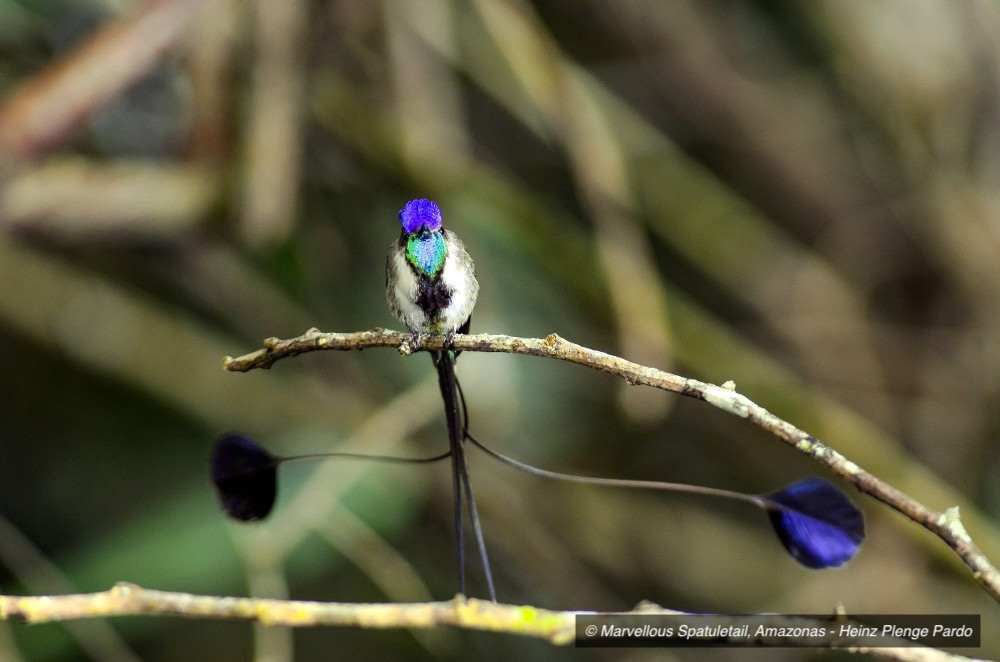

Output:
xmin=224 ymin=328 xmax=1000 ymax=603
xmin=0 ymin=0 xmax=208 ymax=167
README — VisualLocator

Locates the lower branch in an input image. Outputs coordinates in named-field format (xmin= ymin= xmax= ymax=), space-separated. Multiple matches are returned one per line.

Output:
xmin=223 ymin=328 xmax=1000 ymax=602
xmin=0 ymin=584 xmax=979 ymax=661
xmin=0 ymin=583 xmax=575 ymax=643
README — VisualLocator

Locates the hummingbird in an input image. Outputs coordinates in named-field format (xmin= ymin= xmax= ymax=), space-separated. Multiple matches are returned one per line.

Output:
xmin=385 ymin=198 xmax=496 ymax=601
xmin=385 ymin=198 xmax=479 ymax=339
xmin=208 ymin=210 xmax=865 ymax=600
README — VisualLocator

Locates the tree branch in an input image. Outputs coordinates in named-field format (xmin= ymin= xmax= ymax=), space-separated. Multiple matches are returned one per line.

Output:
xmin=0 ymin=583 xmax=575 ymax=643
xmin=224 ymin=328 xmax=1000 ymax=602
xmin=0 ymin=584 xmax=981 ymax=661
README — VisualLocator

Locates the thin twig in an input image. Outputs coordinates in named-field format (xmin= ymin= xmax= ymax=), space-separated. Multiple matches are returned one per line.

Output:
xmin=0 ymin=583 xmax=576 ymax=643
xmin=223 ymin=328 xmax=1000 ymax=603
xmin=0 ymin=584 xmax=982 ymax=661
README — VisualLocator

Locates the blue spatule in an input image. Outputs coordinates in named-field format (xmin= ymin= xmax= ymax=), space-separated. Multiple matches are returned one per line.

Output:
xmin=209 ymin=432 xmax=449 ymax=522
xmin=763 ymin=477 xmax=865 ymax=569
xmin=210 ymin=433 xmax=279 ymax=522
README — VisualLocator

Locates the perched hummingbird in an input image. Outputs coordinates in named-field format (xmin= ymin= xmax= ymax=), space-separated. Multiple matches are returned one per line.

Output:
xmin=385 ymin=198 xmax=495 ymax=600
xmin=386 ymin=198 xmax=479 ymax=339
xmin=206 ymin=209 xmax=865 ymax=603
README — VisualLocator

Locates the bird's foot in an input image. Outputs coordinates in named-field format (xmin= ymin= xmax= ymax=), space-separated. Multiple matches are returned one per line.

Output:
xmin=398 ymin=331 xmax=424 ymax=356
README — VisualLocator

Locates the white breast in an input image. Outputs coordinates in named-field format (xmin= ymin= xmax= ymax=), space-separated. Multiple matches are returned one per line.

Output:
xmin=386 ymin=245 xmax=427 ymax=331
xmin=438 ymin=231 xmax=480 ymax=332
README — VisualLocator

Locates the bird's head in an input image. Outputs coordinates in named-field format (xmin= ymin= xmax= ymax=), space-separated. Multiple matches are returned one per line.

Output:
xmin=399 ymin=198 xmax=443 ymax=235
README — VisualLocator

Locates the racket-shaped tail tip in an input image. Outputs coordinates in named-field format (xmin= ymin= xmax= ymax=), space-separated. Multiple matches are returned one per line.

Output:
xmin=764 ymin=477 xmax=865 ymax=569
xmin=210 ymin=433 xmax=279 ymax=522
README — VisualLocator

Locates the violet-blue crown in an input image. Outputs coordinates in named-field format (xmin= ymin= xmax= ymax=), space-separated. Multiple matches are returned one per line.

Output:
xmin=399 ymin=198 xmax=443 ymax=234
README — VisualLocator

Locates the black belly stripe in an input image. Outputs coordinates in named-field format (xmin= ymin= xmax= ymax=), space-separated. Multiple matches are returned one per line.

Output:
xmin=416 ymin=273 xmax=452 ymax=324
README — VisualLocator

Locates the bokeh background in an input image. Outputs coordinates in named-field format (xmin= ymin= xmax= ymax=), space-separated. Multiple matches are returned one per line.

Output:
xmin=0 ymin=0 xmax=998 ymax=660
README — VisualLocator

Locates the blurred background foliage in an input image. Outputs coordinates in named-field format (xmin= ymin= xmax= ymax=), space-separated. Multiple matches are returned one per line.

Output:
xmin=0 ymin=0 xmax=998 ymax=660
